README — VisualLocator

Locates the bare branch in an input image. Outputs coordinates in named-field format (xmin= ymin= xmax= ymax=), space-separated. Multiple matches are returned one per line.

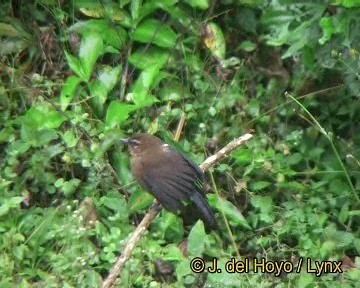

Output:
xmin=200 ymin=133 xmax=253 ymax=171
xmin=102 ymin=133 xmax=253 ymax=288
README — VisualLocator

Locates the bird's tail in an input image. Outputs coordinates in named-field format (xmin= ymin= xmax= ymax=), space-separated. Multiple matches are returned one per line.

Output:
xmin=192 ymin=193 xmax=217 ymax=230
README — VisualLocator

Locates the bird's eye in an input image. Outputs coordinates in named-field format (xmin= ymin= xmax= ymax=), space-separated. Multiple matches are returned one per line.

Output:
xmin=129 ymin=139 xmax=141 ymax=147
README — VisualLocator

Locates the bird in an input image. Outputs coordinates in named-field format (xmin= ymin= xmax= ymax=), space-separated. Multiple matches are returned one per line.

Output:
xmin=121 ymin=133 xmax=217 ymax=230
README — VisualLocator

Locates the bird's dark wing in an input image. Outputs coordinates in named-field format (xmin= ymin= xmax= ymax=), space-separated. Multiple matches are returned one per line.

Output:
xmin=141 ymin=170 xmax=194 ymax=213
xmin=140 ymin=148 xmax=216 ymax=229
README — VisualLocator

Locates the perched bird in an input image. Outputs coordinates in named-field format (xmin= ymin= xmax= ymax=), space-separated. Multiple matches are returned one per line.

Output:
xmin=121 ymin=133 xmax=217 ymax=230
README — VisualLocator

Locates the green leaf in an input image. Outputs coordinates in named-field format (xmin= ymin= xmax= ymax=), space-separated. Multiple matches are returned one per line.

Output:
xmin=157 ymin=211 xmax=184 ymax=242
xmin=62 ymin=179 xmax=81 ymax=197
xmin=128 ymin=189 xmax=154 ymax=213
xmin=79 ymin=33 xmax=104 ymax=81
xmin=97 ymin=65 xmax=122 ymax=91
xmin=297 ymin=272 xmax=315 ymax=287
xmin=105 ymin=101 xmax=137 ymax=129
xmin=319 ymin=17 xmax=334 ymax=45
xmin=250 ymin=181 xmax=271 ymax=191
xmin=62 ymin=131 xmax=78 ymax=148
xmin=239 ymin=40 xmax=257 ymax=52
xmin=232 ymin=149 xmax=253 ymax=166
xmin=21 ymin=129 xmax=58 ymax=147
xmin=202 ymin=23 xmax=226 ymax=60
xmin=129 ymin=47 xmax=170 ymax=70
xmin=16 ymin=104 xmax=65 ymax=130
xmin=188 ymin=220 xmax=206 ymax=256
xmin=184 ymin=0 xmax=209 ymax=9
xmin=214 ymin=196 xmax=251 ymax=229
xmin=64 ymin=51 xmax=84 ymax=78
xmin=101 ymin=194 xmax=127 ymax=212
xmin=90 ymin=65 xmax=122 ymax=114
xmin=251 ymin=196 xmax=274 ymax=223
xmin=133 ymin=19 xmax=177 ymax=48
xmin=131 ymin=0 xmax=141 ymax=20
xmin=60 ymin=76 xmax=83 ymax=111
xmin=162 ymin=245 xmax=184 ymax=262
xmin=105 ymin=3 xmax=126 ymax=22
xmin=287 ymin=152 xmax=303 ymax=165
xmin=332 ymin=0 xmax=360 ymax=8
xmin=158 ymin=80 xmax=192 ymax=101
xmin=251 ymin=195 xmax=272 ymax=211
xmin=0 ymin=196 xmax=25 ymax=217
xmin=68 ymin=19 xmax=127 ymax=50
xmin=278 ymin=181 xmax=306 ymax=193
xmin=0 ymin=22 xmax=22 ymax=37
xmin=130 ymin=66 xmax=161 ymax=107
xmin=176 ymin=259 xmax=192 ymax=279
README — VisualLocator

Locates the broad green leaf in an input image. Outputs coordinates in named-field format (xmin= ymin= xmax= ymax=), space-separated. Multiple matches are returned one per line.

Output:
xmin=184 ymin=0 xmax=208 ymax=9
xmin=102 ymin=192 xmax=129 ymax=221
xmin=0 ymin=196 xmax=25 ymax=217
xmin=319 ymin=17 xmax=334 ymax=45
xmin=77 ymin=1 xmax=125 ymax=22
xmin=239 ymin=40 xmax=257 ymax=52
xmin=128 ymin=189 xmax=154 ymax=213
xmin=105 ymin=101 xmax=137 ymax=128
xmin=175 ymin=260 xmax=192 ymax=279
xmin=90 ymin=65 xmax=122 ymax=114
xmin=202 ymin=23 xmax=226 ymax=60
xmin=64 ymin=51 xmax=84 ymax=78
xmin=278 ymin=181 xmax=306 ymax=193
xmin=131 ymin=0 xmax=141 ymax=20
xmin=79 ymin=4 xmax=106 ymax=18
xmin=132 ymin=65 xmax=159 ymax=92
xmin=100 ymin=194 xmax=127 ymax=212
xmin=162 ymin=245 xmax=183 ymax=262
xmin=0 ymin=125 xmax=14 ymax=143
xmin=129 ymin=47 xmax=170 ymax=70
xmin=161 ymin=4 xmax=192 ymax=27
xmin=133 ymin=19 xmax=177 ymax=48
xmin=251 ymin=196 xmax=274 ymax=224
xmin=156 ymin=211 xmax=184 ymax=243
xmin=97 ymin=65 xmax=122 ymax=91
xmin=62 ymin=131 xmax=78 ymax=148
xmin=188 ymin=220 xmax=206 ymax=256
xmin=0 ymin=22 xmax=21 ymax=37
xmin=158 ymin=80 xmax=192 ymax=101
xmin=287 ymin=152 xmax=303 ymax=165
xmin=232 ymin=149 xmax=253 ymax=166
xmin=16 ymin=104 xmax=65 ymax=130
xmin=213 ymin=196 xmax=251 ymax=229
xmin=62 ymin=179 xmax=81 ymax=197
xmin=79 ymin=33 xmax=104 ymax=81
xmin=60 ymin=76 xmax=83 ymax=111
xmin=20 ymin=129 xmax=58 ymax=147
xmin=130 ymin=66 xmax=161 ymax=107
xmin=332 ymin=0 xmax=360 ymax=7
xmin=250 ymin=181 xmax=271 ymax=191
xmin=68 ymin=19 xmax=127 ymax=50
xmin=297 ymin=272 xmax=315 ymax=287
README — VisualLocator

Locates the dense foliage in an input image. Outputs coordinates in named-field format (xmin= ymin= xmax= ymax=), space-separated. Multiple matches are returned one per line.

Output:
xmin=1 ymin=0 xmax=359 ymax=287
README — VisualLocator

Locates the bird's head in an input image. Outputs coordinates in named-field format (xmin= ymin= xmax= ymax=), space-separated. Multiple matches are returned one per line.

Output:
xmin=120 ymin=134 xmax=163 ymax=156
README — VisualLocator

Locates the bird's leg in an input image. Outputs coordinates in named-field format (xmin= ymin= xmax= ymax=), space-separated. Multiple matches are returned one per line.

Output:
xmin=150 ymin=200 xmax=163 ymax=212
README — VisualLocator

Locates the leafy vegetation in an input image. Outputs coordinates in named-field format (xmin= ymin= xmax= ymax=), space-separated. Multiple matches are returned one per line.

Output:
xmin=0 ymin=0 xmax=359 ymax=287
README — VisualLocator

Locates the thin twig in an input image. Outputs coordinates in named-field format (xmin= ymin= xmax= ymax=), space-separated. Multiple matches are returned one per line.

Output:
xmin=102 ymin=133 xmax=253 ymax=288
xmin=174 ymin=112 xmax=186 ymax=142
